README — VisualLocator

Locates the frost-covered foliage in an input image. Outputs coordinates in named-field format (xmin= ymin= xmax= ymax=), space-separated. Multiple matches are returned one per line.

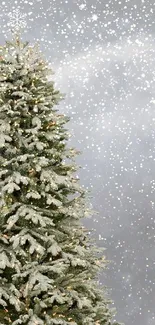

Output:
xmin=0 ymin=32 xmax=123 ymax=325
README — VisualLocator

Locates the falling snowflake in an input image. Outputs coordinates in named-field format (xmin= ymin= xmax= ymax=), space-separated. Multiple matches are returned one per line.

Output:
xmin=91 ymin=14 xmax=98 ymax=21
xmin=88 ymin=14 xmax=99 ymax=22
xmin=79 ymin=4 xmax=86 ymax=10
xmin=7 ymin=8 xmax=27 ymax=31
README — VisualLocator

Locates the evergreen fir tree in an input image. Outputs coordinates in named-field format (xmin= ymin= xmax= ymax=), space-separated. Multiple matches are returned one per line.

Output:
xmin=0 ymin=31 xmax=123 ymax=325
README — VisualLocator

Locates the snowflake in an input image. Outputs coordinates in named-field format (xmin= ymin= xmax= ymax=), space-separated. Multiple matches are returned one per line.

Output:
xmin=92 ymin=14 xmax=98 ymax=21
xmin=79 ymin=4 xmax=86 ymax=10
xmin=88 ymin=14 xmax=99 ymax=22
xmin=7 ymin=8 xmax=27 ymax=31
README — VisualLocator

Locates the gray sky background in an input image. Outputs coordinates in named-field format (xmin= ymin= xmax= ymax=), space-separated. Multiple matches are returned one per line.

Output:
xmin=0 ymin=0 xmax=155 ymax=324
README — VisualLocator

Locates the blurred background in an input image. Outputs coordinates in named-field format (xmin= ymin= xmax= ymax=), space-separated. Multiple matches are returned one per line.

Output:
xmin=0 ymin=0 xmax=155 ymax=324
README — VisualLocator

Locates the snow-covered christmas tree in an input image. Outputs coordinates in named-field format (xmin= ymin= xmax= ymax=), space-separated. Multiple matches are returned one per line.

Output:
xmin=0 ymin=12 xmax=123 ymax=325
